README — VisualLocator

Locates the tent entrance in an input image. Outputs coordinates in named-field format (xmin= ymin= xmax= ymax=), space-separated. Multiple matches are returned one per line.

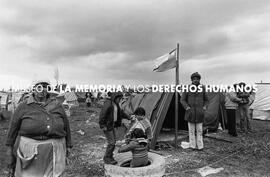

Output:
xmin=161 ymin=94 xmax=188 ymax=130
xmin=156 ymin=94 xmax=188 ymax=145
xmin=150 ymin=93 xmax=188 ymax=149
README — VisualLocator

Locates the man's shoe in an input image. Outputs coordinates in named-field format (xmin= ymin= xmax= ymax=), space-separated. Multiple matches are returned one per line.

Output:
xmin=186 ymin=147 xmax=196 ymax=152
xmin=229 ymin=133 xmax=238 ymax=137
xmin=110 ymin=157 xmax=117 ymax=165
xmin=104 ymin=158 xmax=117 ymax=165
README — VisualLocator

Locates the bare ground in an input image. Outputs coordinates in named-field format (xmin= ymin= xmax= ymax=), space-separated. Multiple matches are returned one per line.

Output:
xmin=0 ymin=104 xmax=270 ymax=177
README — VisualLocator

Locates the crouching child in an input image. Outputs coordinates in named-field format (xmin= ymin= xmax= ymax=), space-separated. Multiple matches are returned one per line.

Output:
xmin=118 ymin=128 xmax=148 ymax=167
xmin=125 ymin=107 xmax=153 ymax=144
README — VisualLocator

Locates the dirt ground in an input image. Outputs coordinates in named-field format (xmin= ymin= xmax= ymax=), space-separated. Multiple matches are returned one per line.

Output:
xmin=0 ymin=104 xmax=270 ymax=177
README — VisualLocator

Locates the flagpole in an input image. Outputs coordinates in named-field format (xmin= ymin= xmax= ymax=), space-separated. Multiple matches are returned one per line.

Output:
xmin=175 ymin=43 xmax=179 ymax=148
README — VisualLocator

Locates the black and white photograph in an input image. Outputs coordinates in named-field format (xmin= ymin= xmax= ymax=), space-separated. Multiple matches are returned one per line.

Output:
xmin=0 ymin=0 xmax=270 ymax=176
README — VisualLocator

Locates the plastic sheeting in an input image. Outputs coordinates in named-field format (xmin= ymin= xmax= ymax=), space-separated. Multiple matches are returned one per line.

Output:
xmin=252 ymin=110 xmax=270 ymax=121
xmin=58 ymin=91 xmax=79 ymax=106
xmin=250 ymin=84 xmax=270 ymax=111
xmin=0 ymin=92 xmax=8 ymax=107
xmin=120 ymin=92 xmax=163 ymax=119
xmin=250 ymin=84 xmax=270 ymax=120
xmin=197 ymin=166 xmax=224 ymax=177
xmin=204 ymin=92 xmax=226 ymax=131
xmin=121 ymin=92 xmax=226 ymax=132
xmin=7 ymin=92 xmax=24 ymax=113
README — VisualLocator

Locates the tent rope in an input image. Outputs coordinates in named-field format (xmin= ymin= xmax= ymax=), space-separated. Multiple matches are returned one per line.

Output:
xmin=164 ymin=148 xmax=242 ymax=176
xmin=164 ymin=131 xmax=270 ymax=176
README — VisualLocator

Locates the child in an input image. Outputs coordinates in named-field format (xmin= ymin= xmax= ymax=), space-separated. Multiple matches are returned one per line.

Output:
xmin=126 ymin=107 xmax=153 ymax=141
xmin=85 ymin=92 xmax=92 ymax=107
xmin=118 ymin=128 xmax=148 ymax=167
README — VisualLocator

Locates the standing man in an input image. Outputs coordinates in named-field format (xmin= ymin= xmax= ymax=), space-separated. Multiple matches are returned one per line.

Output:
xmin=99 ymin=92 xmax=130 ymax=165
xmin=181 ymin=72 xmax=208 ymax=150
xmin=237 ymin=82 xmax=251 ymax=133
xmin=224 ymin=85 xmax=242 ymax=137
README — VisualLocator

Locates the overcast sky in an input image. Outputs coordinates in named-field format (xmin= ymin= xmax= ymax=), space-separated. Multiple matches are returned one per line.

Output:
xmin=0 ymin=0 xmax=270 ymax=89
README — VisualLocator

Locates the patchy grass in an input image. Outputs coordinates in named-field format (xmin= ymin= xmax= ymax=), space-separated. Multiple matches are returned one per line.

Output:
xmin=0 ymin=104 xmax=270 ymax=177
xmin=163 ymin=120 xmax=270 ymax=177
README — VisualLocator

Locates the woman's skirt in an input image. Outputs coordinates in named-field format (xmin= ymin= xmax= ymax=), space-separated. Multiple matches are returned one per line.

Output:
xmin=15 ymin=136 xmax=66 ymax=177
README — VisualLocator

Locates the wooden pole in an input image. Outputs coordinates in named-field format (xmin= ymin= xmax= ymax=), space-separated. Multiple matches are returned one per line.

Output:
xmin=175 ymin=43 xmax=180 ymax=148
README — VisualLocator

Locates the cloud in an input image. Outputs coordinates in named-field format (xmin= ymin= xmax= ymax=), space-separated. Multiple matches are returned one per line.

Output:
xmin=0 ymin=0 xmax=270 ymax=88
xmin=179 ymin=49 xmax=270 ymax=85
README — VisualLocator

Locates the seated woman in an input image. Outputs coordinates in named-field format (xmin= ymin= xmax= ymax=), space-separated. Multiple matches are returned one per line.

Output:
xmin=118 ymin=128 xmax=148 ymax=167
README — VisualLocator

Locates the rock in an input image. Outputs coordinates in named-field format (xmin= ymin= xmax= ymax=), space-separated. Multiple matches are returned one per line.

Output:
xmin=180 ymin=141 xmax=190 ymax=149
xmin=164 ymin=155 xmax=173 ymax=159
xmin=87 ymin=122 xmax=99 ymax=129
xmin=77 ymin=129 xmax=85 ymax=135
xmin=172 ymin=158 xmax=180 ymax=163
xmin=197 ymin=166 xmax=224 ymax=177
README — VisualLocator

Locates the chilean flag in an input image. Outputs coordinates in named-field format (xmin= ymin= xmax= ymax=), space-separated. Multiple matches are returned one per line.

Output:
xmin=153 ymin=49 xmax=176 ymax=72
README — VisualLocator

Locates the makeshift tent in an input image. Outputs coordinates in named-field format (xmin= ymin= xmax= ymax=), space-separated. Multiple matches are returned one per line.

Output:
xmin=0 ymin=92 xmax=8 ymax=109
xmin=7 ymin=92 xmax=24 ymax=113
xmin=121 ymin=92 xmax=226 ymax=149
xmin=3 ymin=91 xmax=78 ymax=118
xmin=121 ymin=92 xmax=183 ymax=149
xmin=250 ymin=83 xmax=270 ymax=121
xmin=75 ymin=92 xmax=87 ymax=102
xmin=1 ymin=92 xmax=17 ymax=120
xmin=57 ymin=91 xmax=79 ymax=106
xmin=204 ymin=92 xmax=227 ymax=131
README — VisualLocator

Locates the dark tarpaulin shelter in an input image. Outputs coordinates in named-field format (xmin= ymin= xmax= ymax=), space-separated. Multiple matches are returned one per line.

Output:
xmin=203 ymin=92 xmax=227 ymax=131
xmin=121 ymin=92 xmax=226 ymax=149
